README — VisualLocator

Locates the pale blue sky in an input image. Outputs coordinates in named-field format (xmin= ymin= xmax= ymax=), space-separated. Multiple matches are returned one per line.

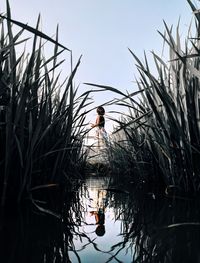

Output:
xmin=1 ymin=0 xmax=198 ymax=132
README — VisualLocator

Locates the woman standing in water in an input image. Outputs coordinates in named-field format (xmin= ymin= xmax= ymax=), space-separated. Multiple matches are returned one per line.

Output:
xmin=91 ymin=106 xmax=107 ymax=142
xmin=91 ymin=106 xmax=107 ymax=146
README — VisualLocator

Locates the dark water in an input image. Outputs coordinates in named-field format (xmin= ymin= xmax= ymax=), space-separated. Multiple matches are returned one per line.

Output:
xmin=1 ymin=174 xmax=200 ymax=263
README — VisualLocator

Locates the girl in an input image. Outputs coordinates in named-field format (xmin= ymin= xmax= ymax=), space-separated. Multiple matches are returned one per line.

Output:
xmin=91 ymin=106 xmax=107 ymax=142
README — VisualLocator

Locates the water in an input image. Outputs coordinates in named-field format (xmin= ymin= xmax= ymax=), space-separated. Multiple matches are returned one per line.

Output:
xmin=1 ymin=174 xmax=200 ymax=263
xmin=68 ymin=175 xmax=133 ymax=263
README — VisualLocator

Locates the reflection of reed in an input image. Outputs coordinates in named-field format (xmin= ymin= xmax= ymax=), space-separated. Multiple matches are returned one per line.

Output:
xmin=2 ymin=175 xmax=199 ymax=263
xmin=113 ymin=191 xmax=200 ymax=263
xmin=0 ymin=185 xmax=83 ymax=263
xmin=100 ymin=170 xmax=200 ymax=263
xmin=69 ymin=175 xmax=134 ymax=263
xmin=0 ymin=211 xmax=71 ymax=263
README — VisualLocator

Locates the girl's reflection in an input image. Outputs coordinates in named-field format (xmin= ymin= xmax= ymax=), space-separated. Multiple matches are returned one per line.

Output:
xmin=89 ymin=189 xmax=107 ymax=236
xmin=90 ymin=208 xmax=105 ymax=236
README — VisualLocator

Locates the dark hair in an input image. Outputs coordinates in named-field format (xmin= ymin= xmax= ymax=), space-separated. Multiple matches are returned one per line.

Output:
xmin=97 ymin=106 xmax=105 ymax=115
xmin=95 ymin=225 xmax=105 ymax=236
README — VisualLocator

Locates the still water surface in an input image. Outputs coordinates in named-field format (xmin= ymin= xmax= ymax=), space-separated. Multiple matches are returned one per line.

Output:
xmin=69 ymin=175 xmax=133 ymax=262
xmin=1 ymin=173 xmax=200 ymax=263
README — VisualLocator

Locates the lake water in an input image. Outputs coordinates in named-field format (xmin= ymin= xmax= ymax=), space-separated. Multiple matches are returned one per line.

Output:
xmin=0 ymin=173 xmax=200 ymax=263
xmin=68 ymin=175 xmax=133 ymax=263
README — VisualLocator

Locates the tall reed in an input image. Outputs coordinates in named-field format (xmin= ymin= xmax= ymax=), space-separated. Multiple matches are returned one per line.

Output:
xmin=0 ymin=1 xmax=90 ymax=206
xmin=125 ymin=0 xmax=200 ymax=194
xmin=86 ymin=0 xmax=200 ymax=195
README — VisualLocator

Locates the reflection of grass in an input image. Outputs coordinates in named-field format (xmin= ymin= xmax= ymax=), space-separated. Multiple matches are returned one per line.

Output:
xmin=106 ymin=179 xmax=200 ymax=263
xmin=127 ymin=198 xmax=200 ymax=263
xmin=85 ymin=161 xmax=110 ymax=176
xmin=0 ymin=180 xmax=83 ymax=263
xmin=0 ymin=1 xmax=90 ymax=207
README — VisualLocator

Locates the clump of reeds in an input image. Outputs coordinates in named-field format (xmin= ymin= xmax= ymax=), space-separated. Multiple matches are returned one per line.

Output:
xmin=0 ymin=1 xmax=90 ymax=207
xmin=125 ymin=0 xmax=200 ymax=194
xmin=86 ymin=0 xmax=200 ymax=195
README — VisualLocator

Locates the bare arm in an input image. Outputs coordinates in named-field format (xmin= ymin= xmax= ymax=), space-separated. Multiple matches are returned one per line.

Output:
xmin=91 ymin=115 xmax=100 ymax=128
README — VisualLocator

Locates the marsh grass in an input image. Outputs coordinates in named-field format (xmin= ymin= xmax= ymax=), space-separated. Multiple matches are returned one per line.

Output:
xmin=85 ymin=0 xmax=200 ymax=196
xmin=0 ymin=1 xmax=91 ymax=207
xmin=124 ymin=4 xmax=200 ymax=194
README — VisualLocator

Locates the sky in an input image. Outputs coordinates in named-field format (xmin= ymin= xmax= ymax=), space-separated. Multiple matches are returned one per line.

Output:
xmin=0 ymin=0 xmax=198 ymax=133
